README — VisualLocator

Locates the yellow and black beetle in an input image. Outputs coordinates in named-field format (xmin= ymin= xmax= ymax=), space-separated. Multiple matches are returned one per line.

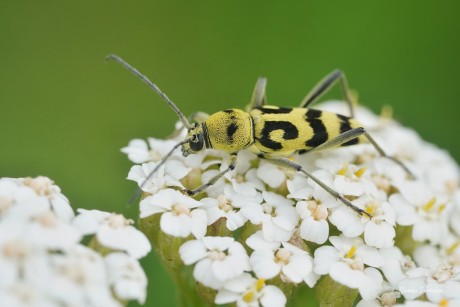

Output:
xmin=107 ymin=54 xmax=413 ymax=218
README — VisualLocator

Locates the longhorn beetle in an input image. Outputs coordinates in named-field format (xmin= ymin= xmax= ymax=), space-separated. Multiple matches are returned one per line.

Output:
xmin=107 ymin=54 xmax=413 ymax=218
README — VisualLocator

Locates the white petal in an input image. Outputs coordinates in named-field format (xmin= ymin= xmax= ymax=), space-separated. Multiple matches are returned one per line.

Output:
xmin=300 ymin=218 xmax=329 ymax=244
xmin=263 ymin=191 xmax=293 ymax=208
xmin=330 ymin=262 xmax=365 ymax=288
xmin=295 ymin=201 xmax=312 ymax=219
xmin=329 ymin=207 xmax=365 ymax=237
xmin=357 ymin=245 xmax=385 ymax=268
xmin=160 ymin=212 xmax=191 ymax=238
xmin=364 ymin=220 xmax=395 ymax=248
xmin=272 ymin=205 xmax=298 ymax=231
xmin=179 ymin=240 xmax=207 ymax=265
xmin=194 ymin=258 xmax=224 ymax=289
xmin=359 ymin=268 xmax=383 ymax=301
xmin=334 ymin=176 xmax=364 ymax=196
xmin=190 ymin=209 xmax=207 ymax=239
xmin=257 ymin=163 xmax=285 ymax=188
xmin=50 ymin=194 xmax=74 ymax=222
xmin=259 ymin=285 xmax=287 ymax=307
xmin=314 ymin=246 xmax=340 ymax=275
xmin=72 ymin=209 xmax=108 ymax=235
xmin=282 ymin=254 xmax=312 ymax=283
xmin=225 ymin=211 xmax=247 ymax=231
xmin=240 ymin=204 xmax=264 ymax=225
xmin=215 ymin=289 xmax=241 ymax=305
xmin=165 ymin=159 xmax=191 ymax=179
xmin=250 ymin=250 xmax=281 ymax=279
xmin=246 ymin=231 xmax=280 ymax=251
xmin=202 ymin=236 xmax=235 ymax=251
xmin=262 ymin=219 xmax=294 ymax=242
xmin=398 ymin=276 xmax=426 ymax=300
xmin=97 ymin=225 xmax=151 ymax=259
xmin=221 ymin=273 xmax=255 ymax=292
xmin=121 ymin=139 xmax=150 ymax=163
xmin=212 ymin=255 xmax=247 ymax=282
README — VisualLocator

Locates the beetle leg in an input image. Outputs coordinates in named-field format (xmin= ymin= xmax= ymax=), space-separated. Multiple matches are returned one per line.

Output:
xmin=300 ymin=69 xmax=354 ymax=117
xmin=247 ymin=77 xmax=268 ymax=110
xmin=184 ymin=154 xmax=238 ymax=196
xmin=258 ymin=154 xmax=371 ymax=218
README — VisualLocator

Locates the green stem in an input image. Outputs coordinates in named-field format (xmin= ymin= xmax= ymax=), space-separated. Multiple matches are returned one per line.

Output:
xmin=316 ymin=275 xmax=358 ymax=307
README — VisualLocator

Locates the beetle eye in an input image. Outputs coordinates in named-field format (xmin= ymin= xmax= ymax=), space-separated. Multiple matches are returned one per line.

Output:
xmin=189 ymin=134 xmax=204 ymax=152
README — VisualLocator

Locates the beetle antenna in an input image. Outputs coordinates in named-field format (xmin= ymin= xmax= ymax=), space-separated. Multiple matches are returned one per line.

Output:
xmin=128 ymin=139 xmax=188 ymax=204
xmin=106 ymin=54 xmax=191 ymax=129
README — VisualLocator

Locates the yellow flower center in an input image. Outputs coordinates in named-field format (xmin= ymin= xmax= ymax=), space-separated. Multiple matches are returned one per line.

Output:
xmin=337 ymin=163 xmax=348 ymax=176
xmin=172 ymin=203 xmax=191 ymax=216
xmin=275 ymin=248 xmax=292 ymax=265
xmin=23 ymin=176 xmax=54 ymax=197
xmin=107 ymin=214 xmax=132 ymax=228
xmin=346 ymin=245 xmax=357 ymax=258
xmin=439 ymin=298 xmax=449 ymax=307
xmin=354 ymin=167 xmax=367 ymax=178
xmin=447 ymin=242 xmax=460 ymax=255
xmin=423 ymin=197 xmax=437 ymax=212
xmin=242 ymin=279 xmax=265 ymax=303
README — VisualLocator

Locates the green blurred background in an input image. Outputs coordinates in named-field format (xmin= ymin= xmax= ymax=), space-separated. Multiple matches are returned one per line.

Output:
xmin=1 ymin=1 xmax=459 ymax=305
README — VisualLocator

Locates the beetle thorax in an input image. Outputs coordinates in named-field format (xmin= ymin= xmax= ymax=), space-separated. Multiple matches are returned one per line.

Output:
xmin=203 ymin=109 xmax=254 ymax=153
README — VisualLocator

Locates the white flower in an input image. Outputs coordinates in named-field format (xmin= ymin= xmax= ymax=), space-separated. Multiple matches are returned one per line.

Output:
xmin=412 ymin=232 xmax=460 ymax=270
xmin=375 ymin=124 xmax=424 ymax=166
xmin=121 ymin=139 xmax=153 ymax=164
xmin=356 ymin=281 xmax=400 ymax=307
xmin=0 ymin=210 xmax=81 ymax=257
xmin=9 ymin=176 xmax=75 ymax=223
xmin=241 ymin=191 xmax=298 ymax=242
xmin=390 ymin=181 xmax=450 ymax=244
xmin=105 ymin=252 xmax=147 ymax=304
xmin=0 ymin=281 xmax=61 ymax=307
xmin=73 ymin=209 xmax=151 ymax=259
xmin=296 ymin=199 xmax=329 ymax=244
xmin=329 ymin=195 xmax=396 ymax=248
xmin=0 ymin=176 xmax=150 ymax=306
xmin=380 ymin=247 xmax=416 ymax=287
xmin=139 ymin=188 xmax=207 ymax=238
xmin=201 ymin=185 xmax=262 ymax=231
xmin=312 ymin=162 xmax=378 ymax=199
xmin=42 ymin=245 xmax=122 ymax=307
xmin=128 ymin=160 xmax=191 ymax=194
xmin=179 ymin=236 xmax=250 ymax=289
xmin=415 ymin=144 xmax=459 ymax=196
xmin=121 ymin=137 xmax=179 ymax=164
xmin=369 ymin=157 xmax=408 ymax=197
xmin=398 ymin=263 xmax=460 ymax=303
xmin=247 ymin=231 xmax=317 ymax=286
xmin=314 ymin=235 xmax=385 ymax=300
xmin=256 ymin=160 xmax=289 ymax=189
xmin=202 ymin=150 xmax=263 ymax=198
xmin=215 ymin=273 xmax=286 ymax=307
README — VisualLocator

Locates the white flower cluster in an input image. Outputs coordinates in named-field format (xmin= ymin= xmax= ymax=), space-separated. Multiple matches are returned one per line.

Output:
xmin=123 ymin=101 xmax=460 ymax=306
xmin=0 ymin=176 xmax=150 ymax=307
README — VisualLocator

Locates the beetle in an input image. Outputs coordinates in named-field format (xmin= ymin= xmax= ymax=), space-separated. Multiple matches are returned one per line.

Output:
xmin=107 ymin=54 xmax=413 ymax=217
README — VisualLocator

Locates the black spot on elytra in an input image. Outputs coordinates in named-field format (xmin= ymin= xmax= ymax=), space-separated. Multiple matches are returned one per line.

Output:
xmin=226 ymin=123 xmax=238 ymax=142
xmin=223 ymin=109 xmax=236 ymax=120
xmin=305 ymin=109 xmax=328 ymax=147
xmin=259 ymin=121 xmax=298 ymax=150
xmin=257 ymin=107 xmax=293 ymax=114
xmin=337 ymin=114 xmax=359 ymax=146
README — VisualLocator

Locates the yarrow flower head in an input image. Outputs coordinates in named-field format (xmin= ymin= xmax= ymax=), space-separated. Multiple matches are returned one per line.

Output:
xmin=0 ymin=176 xmax=151 ymax=306
xmin=122 ymin=101 xmax=460 ymax=306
